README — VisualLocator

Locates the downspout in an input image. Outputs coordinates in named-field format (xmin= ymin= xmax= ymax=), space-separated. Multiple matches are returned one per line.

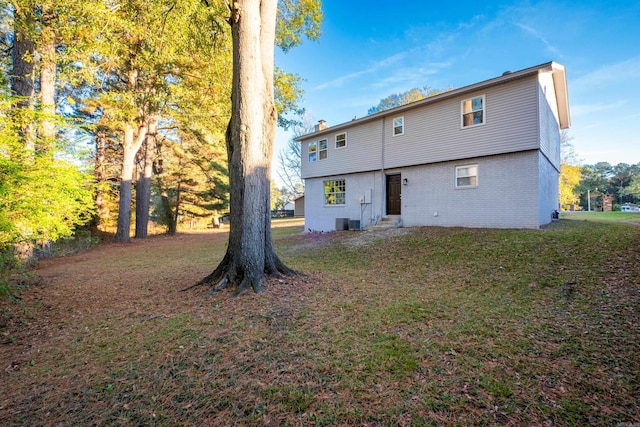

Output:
xmin=380 ymin=117 xmax=386 ymax=223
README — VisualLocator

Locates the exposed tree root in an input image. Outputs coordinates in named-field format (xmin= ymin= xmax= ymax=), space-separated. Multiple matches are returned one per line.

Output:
xmin=181 ymin=250 xmax=298 ymax=296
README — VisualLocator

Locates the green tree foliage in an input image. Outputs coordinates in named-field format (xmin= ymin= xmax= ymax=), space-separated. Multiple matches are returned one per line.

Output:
xmin=70 ymin=0 xmax=233 ymax=241
xmin=276 ymin=0 xmax=322 ymax=52
xmin=0 ymin=0 xmax=316 ymax=264
xmin=576 ymin=162 xmax=640 ymax=210
xmin=623 ymin=175 xmax=640 ymax=198
xmin=153 ymin=126 xmax=229 ymax=233
xmin=367 ymin=86 xmax=453 ymax=115
xmin=0 ymin=101 xmax=94 ymax=250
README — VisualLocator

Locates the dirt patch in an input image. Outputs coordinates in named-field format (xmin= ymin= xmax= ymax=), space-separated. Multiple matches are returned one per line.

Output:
xmin=283 ymin=227 xmax=415 ymax=252
xmin=342 ymin=227 xmax=414 ymax=247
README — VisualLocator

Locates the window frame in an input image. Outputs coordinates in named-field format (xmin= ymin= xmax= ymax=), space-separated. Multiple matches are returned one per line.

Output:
xmin=318 ymin=138 xmax=328 ymax=160
xmin=461 ymin=95 xmax=485 ymax=128
xmin=324 ymin=179 xmax=346 ymax=206
xmin=335 ymin=132 xmax=347 ymax=149
xmin=455 ymin=164 xmax=478 ymax=188
xmin=392 ymin=116 xmax=404 ymax=136
xmin=308 ymin=141 xmax=317 ymax=162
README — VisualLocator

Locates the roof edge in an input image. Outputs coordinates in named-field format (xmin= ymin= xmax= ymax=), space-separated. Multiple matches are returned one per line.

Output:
xmin=296 ymin=61 xmax=569 ymax=141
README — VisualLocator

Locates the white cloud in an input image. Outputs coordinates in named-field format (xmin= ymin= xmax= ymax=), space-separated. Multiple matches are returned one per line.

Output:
xmin=571 ymin=100 xmax=626 ymax=117
xmin=572 ymin=56 xmax=640 ymax=90
xmin=515 ymin=23 xmax=563 ymax=58
xmin=314 ymin=52 xmax=407 ymax=90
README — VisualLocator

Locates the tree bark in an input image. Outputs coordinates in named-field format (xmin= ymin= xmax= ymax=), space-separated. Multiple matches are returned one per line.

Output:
xmin=160 ymin=187 xmax=177 ymax=235
xmin=173 ymin=178 xmax=182 ymax=234
xmin=135 ymin=117 xmax=157 ymax=239
xmin=37 ymin=5 xmax=56 ymax=155
xmin=198 ymin=0 xmax=293 ymax=294
xmin=10 ymin=8 xmax=36 ymax=151
xmin=94 ymin=129 xmax=110 ymax=225
xmin=115 ymin=121 xmax=148 ymax=242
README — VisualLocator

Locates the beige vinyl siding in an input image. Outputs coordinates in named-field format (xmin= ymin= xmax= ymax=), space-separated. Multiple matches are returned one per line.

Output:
xmin=538 ymin=73 xmax=561 ymax=170
xmin=384 ymin=77 xmax=540 ymax=169
xmin=301 ymin=121 xmax=382 ymax=179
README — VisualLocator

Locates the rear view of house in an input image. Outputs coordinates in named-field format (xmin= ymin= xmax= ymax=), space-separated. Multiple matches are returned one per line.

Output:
xmin=296 ymin=62 xmax=570 ymax=231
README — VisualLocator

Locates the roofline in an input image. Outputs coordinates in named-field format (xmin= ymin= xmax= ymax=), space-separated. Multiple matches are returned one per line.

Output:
xmin=295 ymin=61 xmax=570 ymax=141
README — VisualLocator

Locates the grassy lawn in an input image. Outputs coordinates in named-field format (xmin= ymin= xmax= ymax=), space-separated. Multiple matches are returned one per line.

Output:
xmin=1 ymin=214 xmax=639 ymax=425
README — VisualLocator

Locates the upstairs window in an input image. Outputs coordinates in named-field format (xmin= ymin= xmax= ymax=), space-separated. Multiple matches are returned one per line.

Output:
xmin=309 ymin=139 xmax=328 ymax=162
xmin=393 ymin=117 xmax=404 ymax=136
xmin=456 ymin=164 xmax=478 ymax=187
xmin=319 ymin=139 xmax=328 ymax=160
xmin=324 ymin=179 xmax=346 ymax=205
xmin=335 ymin=133 xmax=347 ymax=149
xmin=308 ymin=141 xmax=317 ymax=162
xmin=462 ymin=95 xmax=485 ymax=128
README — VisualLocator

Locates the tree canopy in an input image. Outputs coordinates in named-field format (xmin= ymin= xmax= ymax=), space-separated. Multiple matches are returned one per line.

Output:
xmin=367 ymin=85 xmax=453 ymax=115
xmin=1 ymin=0 xmax=319 ymax=273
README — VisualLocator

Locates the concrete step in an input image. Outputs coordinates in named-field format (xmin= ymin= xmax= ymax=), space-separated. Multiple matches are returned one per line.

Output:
xmin=367 ymin=216 xmax=402 ymax=230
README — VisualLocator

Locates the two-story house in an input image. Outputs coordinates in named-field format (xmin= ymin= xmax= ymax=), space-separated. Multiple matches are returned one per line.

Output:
xmin=296 ymin=61 xmax=570 ymax=231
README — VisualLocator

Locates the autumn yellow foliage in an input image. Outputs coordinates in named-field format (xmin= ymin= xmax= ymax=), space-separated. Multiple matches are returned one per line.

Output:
xmin=560 ymin=163 xmax=582 ymax=210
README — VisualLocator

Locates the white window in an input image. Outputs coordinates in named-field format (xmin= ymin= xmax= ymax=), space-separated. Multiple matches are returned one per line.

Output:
xmin=393 ymin=116 xmax=404 ymax=136
xmin=318 ymin=139 xmax=328 ymax=160
xmin=308 ymin=141 xmax=317 ymax=162
xmin=324 ymin=179 xmax=346 ymax=205
xmin=335 ymin=133 xmax=347 ymax=149
xmin=456 ymin=164 xmax=478 ymax=187
xmin=461 ymin=95 xmax=485 ymax=128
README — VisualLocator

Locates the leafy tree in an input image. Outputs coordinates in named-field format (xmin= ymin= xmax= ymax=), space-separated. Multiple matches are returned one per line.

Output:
xmin=153 ymin=125 xmax=229 ymax=234
xmin=610 ymin=163 xmax=637 ymax=206
xmin=1 ymin=1 xmax=101 ymax=268
xmin=577 ymin=163 xmax=612 ymax=210
xmin=559 ymin=163 xmax=581 ymax=210
xmin=81 ymin=0 xmax=229 ymax=242
xmin=367 ymin=85 xmax=452 ymax=115
xmin=623 ymin=174 xmax=640 ymax=200
xmin=197 ymin=0 xmax=322 ymax=295
xmin=0 ymin=100 xmax=94 ymax=256
xmin=576 ymin=162 xmax=640 ymax=210
xmin=558 ymin=130 xmax=581 ymax=210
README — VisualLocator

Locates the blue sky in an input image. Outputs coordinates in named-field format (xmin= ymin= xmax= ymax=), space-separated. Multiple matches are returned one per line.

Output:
xmin=273 ymin=0 xmax=640 ymax=178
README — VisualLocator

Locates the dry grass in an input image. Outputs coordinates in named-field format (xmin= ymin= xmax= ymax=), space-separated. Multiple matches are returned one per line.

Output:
xmin=1 ymin=215 xmax=639 ymax=426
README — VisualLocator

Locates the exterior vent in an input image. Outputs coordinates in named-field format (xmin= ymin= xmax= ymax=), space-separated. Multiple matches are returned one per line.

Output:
xmin=502 ymin=71 xmax=513 ymax=76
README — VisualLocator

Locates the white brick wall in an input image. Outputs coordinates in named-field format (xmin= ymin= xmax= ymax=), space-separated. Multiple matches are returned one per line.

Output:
xmin=400 ymin=151 xmax=541 ymax=229
xmin=304 ymin=171 xmax=384 ymax=232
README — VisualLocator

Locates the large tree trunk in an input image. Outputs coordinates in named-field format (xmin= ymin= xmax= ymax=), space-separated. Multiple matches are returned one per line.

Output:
xmin=198 ymin=0 xmax=293 ymax=294
xmin=159 ymin=186 xmax=177 ymax=235
xmin=94 ymin=129 xmax=110 ymax=226
xmin=172 ymin=179 xmax=182 ymax=234
xmin=115 ymin=121 xmax=148 ymax=242
xmin=10 ymin=8 xmax=36 ymax=151
xmin=135 ymin=117 xmax=157 ymax=239
xmin=37 ymin=6 xmax=56 ymax=155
